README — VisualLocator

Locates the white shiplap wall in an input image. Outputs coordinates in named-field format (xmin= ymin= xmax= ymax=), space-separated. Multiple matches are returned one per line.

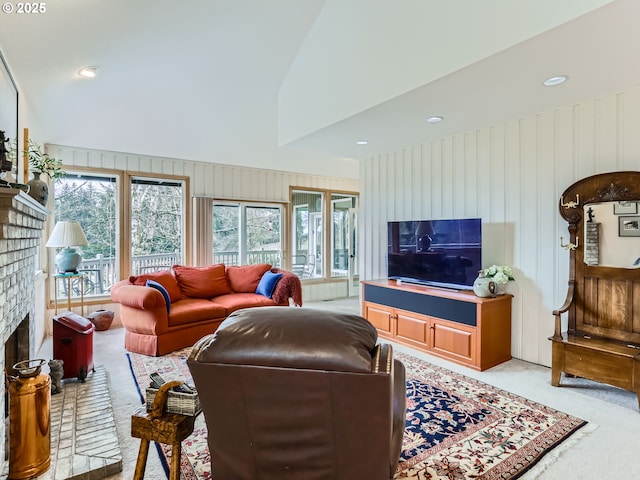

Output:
xmin=360 ymin=85 xmax=640 ymax=367
xmin=48 ymin=145 xmax=358 ymax=201
xmin=47 ymin=144 xmax=359 ymax=302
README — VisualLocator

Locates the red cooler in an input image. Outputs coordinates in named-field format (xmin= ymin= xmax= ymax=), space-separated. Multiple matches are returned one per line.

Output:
xmin=52 ymin=312 xmax=95 ymax=382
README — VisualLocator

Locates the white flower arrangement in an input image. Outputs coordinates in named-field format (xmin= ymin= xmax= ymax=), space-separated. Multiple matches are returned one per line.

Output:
xmin=480 ymin=265 xmax=515 ymax=285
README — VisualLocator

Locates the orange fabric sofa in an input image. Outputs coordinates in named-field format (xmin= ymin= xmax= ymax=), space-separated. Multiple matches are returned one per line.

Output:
xmin=110 ymin=263 xmax=302 ymax=356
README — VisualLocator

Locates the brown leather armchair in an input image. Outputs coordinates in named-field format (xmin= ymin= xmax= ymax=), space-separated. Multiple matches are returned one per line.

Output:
xmin=187 ymin=306 xmax=406 ymax=480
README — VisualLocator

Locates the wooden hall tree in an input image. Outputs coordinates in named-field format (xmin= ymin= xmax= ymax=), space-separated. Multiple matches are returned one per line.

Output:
xmin=551 ymin=171 xmax=640 ymax=409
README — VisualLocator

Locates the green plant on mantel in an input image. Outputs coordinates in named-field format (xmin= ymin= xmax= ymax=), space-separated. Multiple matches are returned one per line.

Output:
xmin=26 ymin=140 xmax=65 ymax=180
xmin=7 ymin=138 xmax=66 ymax=180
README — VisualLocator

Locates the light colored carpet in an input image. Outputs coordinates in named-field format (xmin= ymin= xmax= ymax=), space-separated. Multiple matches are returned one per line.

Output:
xmin=37 ymin=298 xmax=640 ymax=479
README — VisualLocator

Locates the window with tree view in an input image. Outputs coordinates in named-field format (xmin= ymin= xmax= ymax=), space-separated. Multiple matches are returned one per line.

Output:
xmin=53 ymin=173 xmax=117 ymax=297
xmin=130 ymin=177 xmax=184 ymax=275
xmin=213 ymin=202 xmax=282 ymax=267
xmin=53 ymin=171 xmax=187 ymax=299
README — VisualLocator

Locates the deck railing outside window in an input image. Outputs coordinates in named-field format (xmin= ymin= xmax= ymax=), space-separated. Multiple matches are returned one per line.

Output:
xmin=70 ymin=250 xmax=281 ymax=297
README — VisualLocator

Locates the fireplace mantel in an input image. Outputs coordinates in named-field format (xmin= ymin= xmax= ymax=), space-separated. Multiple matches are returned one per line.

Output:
xmin=0 ymin=187 xmax=49 ymax=220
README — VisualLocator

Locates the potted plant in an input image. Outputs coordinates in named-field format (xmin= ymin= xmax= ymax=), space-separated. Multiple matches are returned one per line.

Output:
xmin=27 ymin=140 xmax=65 ymax=179
xmin=479 ymin=265 xmax=515 ymax=285
xmin=24 ymin=140 xmax=66 ymax=206
xmin=473 ymin=264 xmax=515 ymax=297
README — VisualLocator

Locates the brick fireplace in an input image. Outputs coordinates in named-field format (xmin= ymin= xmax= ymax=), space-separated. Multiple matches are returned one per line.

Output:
xmin=0 ymin=188 xmax=48 ymax=469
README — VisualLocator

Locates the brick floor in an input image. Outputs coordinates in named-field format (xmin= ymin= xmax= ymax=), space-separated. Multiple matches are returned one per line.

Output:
xmin=3 ymin=365 xmax=123 ymax=480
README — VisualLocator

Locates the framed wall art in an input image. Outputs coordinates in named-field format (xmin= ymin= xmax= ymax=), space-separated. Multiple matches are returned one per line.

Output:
xmin=613 ymin=201 xmax=637 ymax=215
xmin=619 ymin=216 xmax=640 ymax=237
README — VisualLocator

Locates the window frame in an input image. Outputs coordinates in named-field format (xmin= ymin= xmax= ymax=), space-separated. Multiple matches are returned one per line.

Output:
xmin=48 ymin=166 xmax=190 ymax=307
xmin=125 ymin=172 xmax=190 ymax=274
xmin=330 ymin=193 xmax=358 ymax=278
xmin=289 ymin=186 xmax=359 ymax=282
xmin=212 ymin=199 xmax=285 ymax=267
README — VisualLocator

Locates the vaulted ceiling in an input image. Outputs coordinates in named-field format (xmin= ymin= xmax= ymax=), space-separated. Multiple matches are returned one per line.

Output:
xmin=0 ymin=0 xmax=638 ymax=179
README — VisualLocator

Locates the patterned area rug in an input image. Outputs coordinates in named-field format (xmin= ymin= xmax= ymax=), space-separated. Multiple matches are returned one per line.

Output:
xmin=127 ymin=349 xmax=587 ymax=480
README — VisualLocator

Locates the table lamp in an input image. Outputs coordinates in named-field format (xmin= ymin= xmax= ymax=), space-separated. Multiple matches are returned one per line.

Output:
xmin=46 ymin=221 xmax=89 ymax=273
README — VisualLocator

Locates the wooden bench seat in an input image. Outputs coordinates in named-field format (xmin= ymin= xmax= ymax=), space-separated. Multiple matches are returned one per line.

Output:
xmin=551 ymin=333 xmax=640 ymax=408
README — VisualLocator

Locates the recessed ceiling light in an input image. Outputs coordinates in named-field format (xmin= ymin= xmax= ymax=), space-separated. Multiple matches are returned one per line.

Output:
xmin=426 ymin=116 xmax=444 ymax=123
xmin=543 ymin=75 xmax=568 ymax=87
xmin=78 ymin=66 xmax=98 ymax=78
xmin=356 ymin=140 xmax=368 ymax=145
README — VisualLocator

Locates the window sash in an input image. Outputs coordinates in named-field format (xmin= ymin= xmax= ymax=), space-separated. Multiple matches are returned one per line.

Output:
xmin=213 ymin=201 xmax=283 ymax=267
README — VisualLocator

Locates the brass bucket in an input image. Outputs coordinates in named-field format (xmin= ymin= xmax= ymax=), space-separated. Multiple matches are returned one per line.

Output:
xmin=8 ymin=359 xmax=51 ymax=479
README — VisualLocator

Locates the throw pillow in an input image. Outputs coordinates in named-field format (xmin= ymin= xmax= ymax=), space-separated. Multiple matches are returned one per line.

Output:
xmin=129 ymin=270 xmax=182 ymax=303
xmin=256 ymin=270 xmax=283 ymax=298
xmin=173 ymin=264 xmax=232 ymax=298
xmin=226 ymin=263 xmax=271 ymax=292
xmin=146 ymin=279 xmax=171 ymax=314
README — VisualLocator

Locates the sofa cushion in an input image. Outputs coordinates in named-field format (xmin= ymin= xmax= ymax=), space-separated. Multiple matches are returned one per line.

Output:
xmin=256 ymin=270 xmax=283 ymax=298
xmin=173 ymin=264 xmax=232 ymax=298
xmin=129 ymin=270 xmax=182 ymax=303
xmin=168 ymin=298 xmax=227 ymax=327
xmin=211 ymin=292 xmax=278 ymax=314
xmin=146 ymin=280 xmax=171 ymax=313
xmin=226 ymin=263 xmax=271 ymax=293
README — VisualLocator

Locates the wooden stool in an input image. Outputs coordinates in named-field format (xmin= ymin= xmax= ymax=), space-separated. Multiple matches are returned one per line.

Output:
xmin=131 ymin=381 xmax=196 ymax=480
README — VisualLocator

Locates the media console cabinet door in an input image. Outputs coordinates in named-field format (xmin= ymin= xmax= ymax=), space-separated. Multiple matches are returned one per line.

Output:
xmin=395 ymin=310 xmax=430 ymax=349
xmin=363 ymin=303 xmax=393 ymax=336
xmin=431 ymin=318 xmax=476 ymax=366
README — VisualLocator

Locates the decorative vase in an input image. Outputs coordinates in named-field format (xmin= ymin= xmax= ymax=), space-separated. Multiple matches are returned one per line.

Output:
xmin=472 ymin=272 xmax=497 ymax=298
xmin=87 ymin=310 xmax=114 ymax=331
xmin=27 ymin=171 xmax=48 ymax=206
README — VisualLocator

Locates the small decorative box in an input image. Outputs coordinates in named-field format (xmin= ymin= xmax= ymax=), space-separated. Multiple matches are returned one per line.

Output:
xmin=145 ymin=386 xmax=201 ymax=416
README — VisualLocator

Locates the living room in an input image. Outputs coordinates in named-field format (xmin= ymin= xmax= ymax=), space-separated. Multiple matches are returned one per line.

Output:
xmin=2 ymin=1 xmax=640 ymax=479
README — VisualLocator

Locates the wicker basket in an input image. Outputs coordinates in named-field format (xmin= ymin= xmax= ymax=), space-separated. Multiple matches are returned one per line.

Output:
xmin=145 ymin=386 xmax=201 ymax=416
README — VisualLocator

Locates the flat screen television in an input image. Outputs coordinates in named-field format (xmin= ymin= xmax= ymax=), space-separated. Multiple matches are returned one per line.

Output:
xmin=387 ymin=218 xmax=481 ymax=290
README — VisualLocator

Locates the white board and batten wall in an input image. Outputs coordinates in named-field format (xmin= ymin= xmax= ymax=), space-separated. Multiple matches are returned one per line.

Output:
xmin=47 ymin=144 xmax=359 ymax=302
xmin=360 ymin=84 xmax=640 ymax=368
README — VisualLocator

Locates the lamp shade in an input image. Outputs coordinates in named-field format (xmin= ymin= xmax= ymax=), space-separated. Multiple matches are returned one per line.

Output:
xmin=46 ymin=221 xmax=89 ymax=273
xmin=46 ymin=221 xmax=89 ymax=248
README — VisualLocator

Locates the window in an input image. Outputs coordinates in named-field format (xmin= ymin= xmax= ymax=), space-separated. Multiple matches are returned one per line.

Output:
xmin=331 ymin=194 xmax=358 ymax=277
xmin=291 ymin=189 xmax=359 ymax=281
xmin=291 ymin=190 xmax=323 ymax=279
xmin=292 ymin=203 xmax=308 ymax=265
xmin=130 ymin=177 xmax=184 ymax=274
xmin=52 ymin=169 xmax=189 ymax=299
xmin=52 ymin=173 xmax=118 ymax=296
xmin=213 ymin=201 xmax=283 ymax=266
